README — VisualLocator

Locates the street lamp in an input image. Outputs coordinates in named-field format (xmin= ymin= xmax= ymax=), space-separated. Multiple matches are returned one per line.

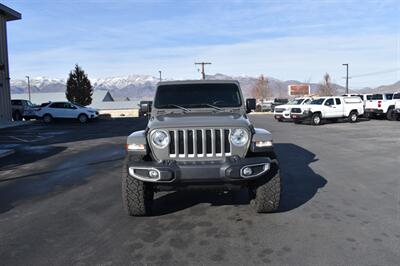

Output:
xmin=342 ymin=64 xmax=349 ymax=94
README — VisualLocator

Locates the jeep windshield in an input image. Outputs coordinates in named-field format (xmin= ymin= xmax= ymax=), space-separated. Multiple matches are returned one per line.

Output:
xmin=310 ymin=98 xmax=325 ymax=105
xmin=154 ymin=83 xmax=242 ymax=109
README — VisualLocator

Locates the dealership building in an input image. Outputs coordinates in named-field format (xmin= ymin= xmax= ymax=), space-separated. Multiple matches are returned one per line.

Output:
xmin=0 ymin=4 xmax=21 ymax=124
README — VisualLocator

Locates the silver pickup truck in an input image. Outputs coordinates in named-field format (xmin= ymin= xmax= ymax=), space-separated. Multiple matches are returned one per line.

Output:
xmin=122 ymin=80 xmax=281 ymax=216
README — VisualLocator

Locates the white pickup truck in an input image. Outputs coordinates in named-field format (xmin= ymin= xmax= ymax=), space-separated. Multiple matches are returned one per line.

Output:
xmin=290 ymin=96 xmax=364 ymax=125
xmin=273 ymin=97 xmax=313 ymax=121
xmin=364 ymin=93 xmax=397 ymax=120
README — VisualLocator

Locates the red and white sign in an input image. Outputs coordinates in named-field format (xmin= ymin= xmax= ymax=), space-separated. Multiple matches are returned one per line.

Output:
xmin=288 ymin=84 xmax=310 ymax=96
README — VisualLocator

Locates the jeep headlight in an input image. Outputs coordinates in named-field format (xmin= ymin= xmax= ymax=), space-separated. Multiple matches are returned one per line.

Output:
xmin=150 ymin=130 xmax=170 ymax=149
xmin=230 ymin=128 xmax=249 ymax=147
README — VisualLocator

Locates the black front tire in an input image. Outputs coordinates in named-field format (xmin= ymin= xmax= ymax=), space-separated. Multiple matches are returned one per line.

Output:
xmin=78 ymin=114 xmax=89 ymax=123
xmin=348 ymin=111 xmax=358 ymax=123
xmin=251 ymin=169 xmax=281 ymax=213
xmin=43 ymin=114 xmax=53 ymax=123
xmin=12 ymin=111 xmax=23 ymax=121
xmin=121 ymin=158 xmax=154 ymax=216
xmin=386 ymin=109 xmax=395 ymax=121
xmin=311 ymin=113 xmax=322 ymax=125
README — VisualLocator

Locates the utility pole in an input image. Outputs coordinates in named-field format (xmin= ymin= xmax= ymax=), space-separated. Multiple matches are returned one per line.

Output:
xmin=158 ymin=70 xmax=162 ymax=82
xmin=342 ymin=63 xmax=349 ymax=94
xmin=25 ymin=75 xmax=31 ymax=101
xmin=195 ymin=62 xmax=212 ymax=80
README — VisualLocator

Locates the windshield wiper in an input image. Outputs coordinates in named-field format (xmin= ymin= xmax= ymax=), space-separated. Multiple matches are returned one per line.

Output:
xmin=188 ymin=103 xmax=223 ymax=111
xmin=157 ymin=104 xmax=190 ymax=112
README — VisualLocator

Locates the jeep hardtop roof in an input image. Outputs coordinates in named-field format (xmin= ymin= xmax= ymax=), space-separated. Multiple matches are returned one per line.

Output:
xmin=156 ymin=79 xmax=240 ymax=87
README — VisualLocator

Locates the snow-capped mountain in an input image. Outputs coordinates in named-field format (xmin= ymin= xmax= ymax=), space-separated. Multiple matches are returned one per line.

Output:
xmin=10 ymin=75 xmax=159 ymax=98
xmin=10 ymin=73 xmax=398 ymax=98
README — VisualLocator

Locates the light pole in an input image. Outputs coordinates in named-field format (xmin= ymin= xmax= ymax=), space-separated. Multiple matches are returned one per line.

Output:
xmin=158 ymin=70 xmax=162 ymax=82
xmin=342 ymin=64 xmax=349 ymax=94
xmin=25 ymin=75 xmax=31 ymax=101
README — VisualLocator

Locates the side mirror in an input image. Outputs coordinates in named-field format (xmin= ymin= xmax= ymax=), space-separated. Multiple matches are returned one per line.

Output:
xmin=140 ymin=101 xmax=152 ymax=115
xmin=246 ymin=98 xmax=256 ymax=113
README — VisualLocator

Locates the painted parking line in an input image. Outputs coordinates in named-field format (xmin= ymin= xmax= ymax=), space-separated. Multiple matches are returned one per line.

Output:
xmin=9 ymin=136 xmax=30 ymax=143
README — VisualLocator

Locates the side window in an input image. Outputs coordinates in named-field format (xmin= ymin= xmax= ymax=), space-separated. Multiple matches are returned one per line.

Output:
xmin=12 ymin=100 xmax=22 ymax=105
xmin=366 ymin=95 xmax=372 ymax=100
xmin=385 ymin=94 xmax=393 ymax=100
xmin=394 ymin=94 xmax=400 ymax=100
xmin=335 ymin=98 xmax=341 ymax=105
xmin=49 ymin=103 xmax=63 ymax=108
xmin=303 ymin=99 xmax=311 ymax=104
xmin=324 ymin=98 xmax=334 ymax=106
xmin=65 ymin=103 xmax=76 ymax=109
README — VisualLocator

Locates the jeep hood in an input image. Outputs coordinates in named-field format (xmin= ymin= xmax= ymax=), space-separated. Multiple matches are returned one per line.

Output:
xmin=147 ymin=113 xmax=251 ymax=130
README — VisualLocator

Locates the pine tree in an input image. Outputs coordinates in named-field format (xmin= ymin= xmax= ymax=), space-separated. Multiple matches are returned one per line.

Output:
xmin=66 ymin=64 xmax=93 ymax=106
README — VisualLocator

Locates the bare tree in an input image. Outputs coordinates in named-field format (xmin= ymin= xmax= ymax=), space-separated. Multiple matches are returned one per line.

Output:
xmin=251 ymin=75 xmax=270 ymax=99
xmin=317 ymin=73 xmax=336 ymax=96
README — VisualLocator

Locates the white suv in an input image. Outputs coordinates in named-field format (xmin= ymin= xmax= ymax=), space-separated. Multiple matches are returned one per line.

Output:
xmin=36 ymin=102 xmax=99 ymax=123
xmin=273 ymin=97 xmax=313 ymax=121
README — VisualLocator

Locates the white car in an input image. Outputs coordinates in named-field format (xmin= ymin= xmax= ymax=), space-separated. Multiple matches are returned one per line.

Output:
xmin=273 ymin=97 xmax=313 ymax=121
xmin=290 ymin=96 xmax=364 ymax=125
xmin=36 ymin=101 xmax=99 ymax=123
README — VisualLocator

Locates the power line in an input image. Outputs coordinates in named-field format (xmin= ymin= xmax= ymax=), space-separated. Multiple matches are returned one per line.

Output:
xmin=349 ymin=68 xmax=400 ymax=78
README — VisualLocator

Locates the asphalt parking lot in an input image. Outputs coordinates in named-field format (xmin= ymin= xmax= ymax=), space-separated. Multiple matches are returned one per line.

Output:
xmin=0 ymin=116 xmax=399 ymax=265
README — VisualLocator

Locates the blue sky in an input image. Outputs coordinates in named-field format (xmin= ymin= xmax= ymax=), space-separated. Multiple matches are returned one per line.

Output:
xmin=3 ymin=0 xmax=400 ymax=88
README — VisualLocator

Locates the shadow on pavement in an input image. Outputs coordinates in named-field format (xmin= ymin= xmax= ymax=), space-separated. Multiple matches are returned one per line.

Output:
xmin=152 ymin=143 xmax=327 ymax=215
xmin=0 ymin=156 xmax=123 ymax=214
xmin=0 ymin=117 xmax=148 ymax=170
xmin=275 ymin=143 xmax=327 ymax=212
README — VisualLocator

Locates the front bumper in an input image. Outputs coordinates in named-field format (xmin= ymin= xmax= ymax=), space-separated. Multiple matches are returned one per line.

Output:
xmin=274 ymin=112 xmax=291 ymax=120
xmin=290 ymin=112 xmax=311 ymax=120
xmin=127 ymin=156 xmax=275 ymax=184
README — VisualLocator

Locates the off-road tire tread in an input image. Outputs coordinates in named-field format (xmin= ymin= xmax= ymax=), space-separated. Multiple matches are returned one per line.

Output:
xmin=251 ymin=167 xmax=281 ymax=213
xmin=121 ymin=157 xmax=153 ymax=216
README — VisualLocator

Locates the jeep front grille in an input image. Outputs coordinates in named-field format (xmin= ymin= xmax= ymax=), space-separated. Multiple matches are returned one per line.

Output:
xmin=168 ymin=129 xmax=232 ymax=159
xmin=274 ymin=108 xmax=285 ymax=113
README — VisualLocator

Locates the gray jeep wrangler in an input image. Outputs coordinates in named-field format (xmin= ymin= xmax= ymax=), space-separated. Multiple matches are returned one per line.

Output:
xmin=122 ymin=80 xmax=281 ymax=216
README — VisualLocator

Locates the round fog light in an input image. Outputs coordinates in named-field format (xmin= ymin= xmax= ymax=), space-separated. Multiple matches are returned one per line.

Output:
xmin=149 ymin=170 xmax=159 ymax=179
xmin=242 ymin=167 xmax=253 ymax=176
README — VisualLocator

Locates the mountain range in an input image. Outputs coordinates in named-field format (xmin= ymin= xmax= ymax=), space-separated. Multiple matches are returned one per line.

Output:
xmin=10 ymin=74 xmax=400 ymax=99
